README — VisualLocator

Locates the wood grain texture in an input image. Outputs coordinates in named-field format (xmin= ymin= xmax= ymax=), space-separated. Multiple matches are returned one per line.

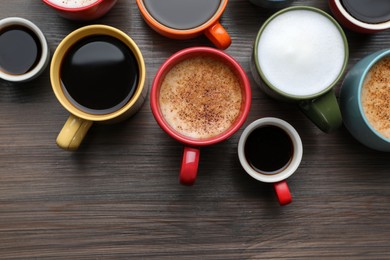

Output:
xmin=1 ymin=0 xmax=390 ymax=259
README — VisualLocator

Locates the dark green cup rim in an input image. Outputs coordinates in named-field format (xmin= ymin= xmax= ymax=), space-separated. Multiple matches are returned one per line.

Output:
xmin=253 ymin=6 xmax=349 ymax=100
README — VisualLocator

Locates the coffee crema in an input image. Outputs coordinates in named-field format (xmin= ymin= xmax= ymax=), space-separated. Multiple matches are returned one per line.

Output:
xmin=159 ymin=56 xmax=242 ymax=139
xmin=143 ymin=0 xmax=221 ymax=30
xmin=257 ymin=9 xmax=346 ymax=96
xmin=47 ymin=0 xmax=99 ymax=8
xmin=361 ymin=57 xmax=390 ymax=139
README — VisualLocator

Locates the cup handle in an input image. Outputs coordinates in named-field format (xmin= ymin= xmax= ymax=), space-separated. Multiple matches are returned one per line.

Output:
xmin=204 ymin=21 xmax=232 ymax=50
xmin=179 ymin=147 xmax=200 ymax=186
xmin=273 ymin=181 xmax=292 ymax=206
xmin=299 ymin=90 xmax=342 ymax=133
xmin=56 ymin=114 xmax=93 ymax=151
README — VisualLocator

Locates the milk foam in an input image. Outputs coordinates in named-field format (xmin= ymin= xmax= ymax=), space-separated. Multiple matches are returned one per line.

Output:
xmin=48 ymin=0 xmax=99 ymax=8
xmin=257 ymin=10 xmax=346 ymax=96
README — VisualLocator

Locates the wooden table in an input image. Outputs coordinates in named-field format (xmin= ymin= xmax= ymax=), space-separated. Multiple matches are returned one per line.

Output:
xmin=1 ymin=0 xmax=389 ymax=258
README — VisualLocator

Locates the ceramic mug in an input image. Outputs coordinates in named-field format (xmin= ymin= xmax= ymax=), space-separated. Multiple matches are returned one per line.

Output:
xmin=238 ymin=117 xmax=303 ymax=206
xmin=42 ymin=0 xmax=117 ymax=21
xmin=136 ymin=0 xmax=231 ymax=49
xmin=248 ymin=0 xmax=293 ymax=9
xmin=328 ymin=0 xmax=390 ymax=34
xmin=340 ymin=49 xmax=390 ymax=152
xmin=0 ymin=17 xmax=50 ymax=83
xmin=51 ymin=25 xmax=147 ymax=150
xmin=150 ymin=47 xmax=251 ymax=185
xmin=251 ymin=6 xmax=349 ymax=133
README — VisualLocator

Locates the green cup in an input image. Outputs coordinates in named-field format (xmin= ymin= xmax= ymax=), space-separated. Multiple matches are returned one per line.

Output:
xmin=251 ymin=6 xmax=349 ymax=133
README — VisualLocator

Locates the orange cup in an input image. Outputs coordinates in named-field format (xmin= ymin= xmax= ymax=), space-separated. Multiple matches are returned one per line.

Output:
xmin=136 ymin=0 xmax=231 ymax=49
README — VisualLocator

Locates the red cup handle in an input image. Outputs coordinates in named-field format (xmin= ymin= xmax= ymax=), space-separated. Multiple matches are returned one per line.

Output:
xmin=179 ymin=147 xmax=200 ymax=186
xmin=273 ymin=181 xmax=292 ymax=206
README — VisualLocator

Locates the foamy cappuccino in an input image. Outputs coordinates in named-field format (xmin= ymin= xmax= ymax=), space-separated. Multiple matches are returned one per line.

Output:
xmin=257 ymin=9 xmax=346 ymax=96
xmin=159 ymin=56 xmax=242 ymax=139
xmin=47 ymin=0 xmax=99 ymax=8
xmin=361 ymin=57 xmax=390 ymax=139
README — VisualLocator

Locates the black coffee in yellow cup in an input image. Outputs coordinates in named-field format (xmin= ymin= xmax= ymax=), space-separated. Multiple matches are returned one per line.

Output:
xmin=51 ymin=25 xmax=146 ymax=150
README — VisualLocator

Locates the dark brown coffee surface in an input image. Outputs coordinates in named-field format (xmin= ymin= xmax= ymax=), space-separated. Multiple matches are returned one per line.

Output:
xmin=341 ymin=0 xmax=390 ymax=24
xmin=143 ymin=0 xmax=221 ymax=30
xmin=244 ymin=126 xmax=293 ymax=174
xmin=0 ymin=25 xmax=41 ymax=75
xmin=61 ymin=35 xmax=139 ymax=115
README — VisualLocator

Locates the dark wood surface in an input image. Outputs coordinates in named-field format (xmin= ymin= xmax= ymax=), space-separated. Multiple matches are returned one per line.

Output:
xmin=1 ymin=0 xmax=389 ymax=259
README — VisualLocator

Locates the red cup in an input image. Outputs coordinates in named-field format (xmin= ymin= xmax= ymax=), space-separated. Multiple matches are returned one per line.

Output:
xmin=150 ymin=47 xmax=251 ymax=186
xmin=328 ymin=0 xmax=390 ymax=33
xmin=42 ymin=0 xmax=117 ymax=21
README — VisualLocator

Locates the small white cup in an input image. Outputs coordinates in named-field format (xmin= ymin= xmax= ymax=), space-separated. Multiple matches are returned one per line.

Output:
xmin=238 ymin=117 xmax=303 ymax=205
xmin=0 ymin=17 xmax=50 ymax=82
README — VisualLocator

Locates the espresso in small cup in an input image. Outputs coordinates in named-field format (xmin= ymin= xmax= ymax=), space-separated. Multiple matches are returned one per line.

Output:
xmin=244 ymin=126 xmax=293 ymax=174
xmin=1 ymin=26 xmax=41 ymax=75
xmin=47 ymin=0 xmax=99 ymax=8
xmin=0 ymin=17 xmax=49 ymax=82
xmin=238 ymin=117 xmax=303 ymax=206
xmin=360 ymin=57 xmax=390 ymax=139
xmin=159 ymin=56 xmax=242 ymax=139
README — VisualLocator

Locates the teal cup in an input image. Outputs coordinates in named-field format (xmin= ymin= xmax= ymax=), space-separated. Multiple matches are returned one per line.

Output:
xmin=340 ymin=49 xmax=390 ymax=152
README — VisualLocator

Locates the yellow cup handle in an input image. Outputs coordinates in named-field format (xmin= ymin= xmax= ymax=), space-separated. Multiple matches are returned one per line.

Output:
xmin=56 ymin=114 xmax=93 ymax=151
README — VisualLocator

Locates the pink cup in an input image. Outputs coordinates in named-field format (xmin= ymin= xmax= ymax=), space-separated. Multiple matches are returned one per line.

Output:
xmin=150 ymin=47 xmax=252 ymax=186
xmin=42 ymin=0 xmax=117 ymax=21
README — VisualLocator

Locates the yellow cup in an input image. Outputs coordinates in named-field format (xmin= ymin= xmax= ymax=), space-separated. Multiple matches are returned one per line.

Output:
xmin=51 ymin=25 xmax=147 ymax=150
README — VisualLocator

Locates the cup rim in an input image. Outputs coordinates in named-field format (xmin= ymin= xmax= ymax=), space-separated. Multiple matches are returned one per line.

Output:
xmin=238 ymin=117 xmax=303 ymax=183
xmin=42 ymin=0 xmax=104 ymax=12
xmin=150 ymin=46 xmax=251 ymax=147
xmin=253 ymin=6 xmax=349 ymax=100
xmin=331 ymin=0 xmax=390 ymax=30
xmin=357 ymin=49 xmax=390 ymax=143
xmin=50 ymin=24 xmax=146 ymax=122
xmin=135 ymin=0 xmax=228 ymax=35
xmin=0 ymin=17 xmax=50 ymax=82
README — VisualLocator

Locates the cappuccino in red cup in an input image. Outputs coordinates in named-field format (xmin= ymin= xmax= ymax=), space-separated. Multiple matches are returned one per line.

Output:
xmin=43 ymin=0 xmax=117 ymax=21
xmin=46 ymin=0 xmax=99 ymax=8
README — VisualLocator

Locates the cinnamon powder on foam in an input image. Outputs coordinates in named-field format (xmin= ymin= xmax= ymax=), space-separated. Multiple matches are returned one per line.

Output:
xmin=361 ymin=57 xmax=390 ymax=139
xmin=159 ymin=57 xmax=242 ymax=139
